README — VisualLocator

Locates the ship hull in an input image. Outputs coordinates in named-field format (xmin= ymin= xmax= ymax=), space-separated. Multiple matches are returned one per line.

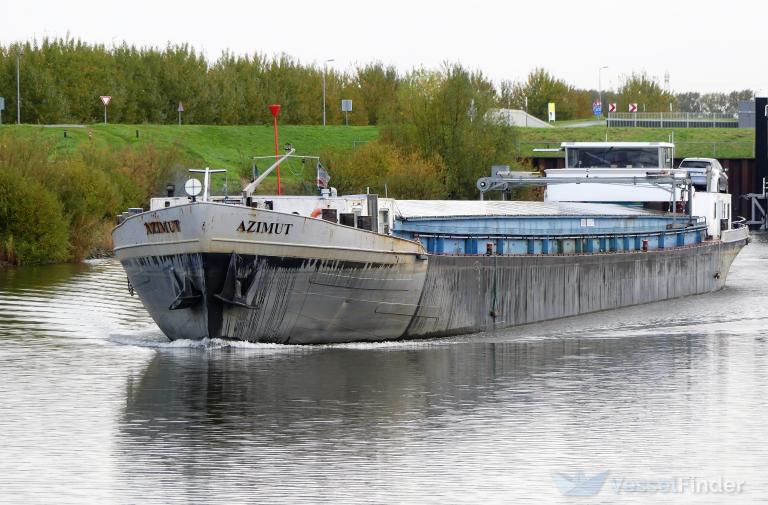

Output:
xmin=121 ymin=252 xmax=427 ymax=344
xmin=113 ymin=203 xmax=748 ymax=344
xmin=404 ymin=238 xmax=745 ymax=338
xmin=113 ymin=203 xmax=429 ymax=344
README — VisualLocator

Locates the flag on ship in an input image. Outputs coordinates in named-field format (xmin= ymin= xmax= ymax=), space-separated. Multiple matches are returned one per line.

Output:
xmin=316 ymin=162 xmax=330 ymax=189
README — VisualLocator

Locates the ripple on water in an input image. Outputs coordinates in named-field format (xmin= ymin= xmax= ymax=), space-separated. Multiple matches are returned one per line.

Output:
xmin=1 ymin=242 xmax=768 ymax=504
xmin=0 ymin=259 xmax=154 ymax=341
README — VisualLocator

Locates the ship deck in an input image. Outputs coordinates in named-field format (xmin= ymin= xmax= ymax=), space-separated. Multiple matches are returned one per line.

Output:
xmin=390 ymin=200 xmax=705 ymax=256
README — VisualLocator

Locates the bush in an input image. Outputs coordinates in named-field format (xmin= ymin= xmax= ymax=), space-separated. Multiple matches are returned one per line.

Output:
xmin=381 ymin=64 xmax=519 ymax=199
xmin=322 ymin=141 xmax=446 ymax=199
xmin=0 ymin=169 xmax=70 ymax=264
xmin=0 ymin=130 xmax=192 ymax=264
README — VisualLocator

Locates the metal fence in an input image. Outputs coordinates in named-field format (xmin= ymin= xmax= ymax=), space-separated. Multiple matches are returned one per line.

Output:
xmin=607 ymin=112 xmax=739 ymax=128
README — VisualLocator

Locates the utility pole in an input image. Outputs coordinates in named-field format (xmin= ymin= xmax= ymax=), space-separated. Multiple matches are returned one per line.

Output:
xmin=598 ymin=65 xmax=608 ymax=118
xmin=322 ymin=58 xmax=334 ymax=126
xmin=16 ymin=50 xmax=22 ymax=124
xmin=525 ymin=96 xmax=528 ymax=127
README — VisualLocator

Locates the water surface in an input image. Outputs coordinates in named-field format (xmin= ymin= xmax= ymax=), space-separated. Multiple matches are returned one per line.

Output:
xmin=1 ymin=236 xmax=767 ymax=504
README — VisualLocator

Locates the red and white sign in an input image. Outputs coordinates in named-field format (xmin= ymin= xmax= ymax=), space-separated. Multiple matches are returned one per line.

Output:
xmin=629 ymin=103 xmax=638 ymax=113
xmin=100 ymin=96 xmax=111 ymax=106
xmin=609 ymin=103 xmax=617 ymax=113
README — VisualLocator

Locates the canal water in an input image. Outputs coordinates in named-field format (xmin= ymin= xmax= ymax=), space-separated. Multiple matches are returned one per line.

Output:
xmin=1 ymin=236 xmax=767 ymax=504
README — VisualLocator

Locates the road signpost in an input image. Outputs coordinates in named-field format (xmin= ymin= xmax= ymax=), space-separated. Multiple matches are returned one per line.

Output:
xmin=592 ymin=100 xmax=602 ymax=118
xmin=341 ymin=99 xmax=352 ymax=126
xmin=100 ymin=95 xmax=111 ymax=124
xmin=178 ymin=101 xmax=184 ymax=125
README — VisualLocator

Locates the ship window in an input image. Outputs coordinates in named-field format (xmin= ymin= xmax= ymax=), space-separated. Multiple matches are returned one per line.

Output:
xmin=567 ymin=147 xmax=660 ymax=168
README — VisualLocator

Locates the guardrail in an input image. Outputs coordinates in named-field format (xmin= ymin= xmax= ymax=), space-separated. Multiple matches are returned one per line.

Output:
xmin=607 ymin=112 xmax=739 ymax=128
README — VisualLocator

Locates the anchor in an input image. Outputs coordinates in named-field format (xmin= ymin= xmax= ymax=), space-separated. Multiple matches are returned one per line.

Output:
xmin=168 ymin=268 xmax=203 ymax=310
xmin=215 ymin=252 xmax=260 ymax=308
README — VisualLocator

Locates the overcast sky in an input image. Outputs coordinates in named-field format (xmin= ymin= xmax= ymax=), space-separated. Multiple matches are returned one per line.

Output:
xmin=4 ymin=0 xmax=766 ymax=94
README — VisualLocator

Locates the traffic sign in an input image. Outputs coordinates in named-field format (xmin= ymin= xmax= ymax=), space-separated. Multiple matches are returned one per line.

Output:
xmin=0 ymin=97 xmax=5 ymax=111
xmin=178 ymin=102 xmax=184 ymax=112
xmin=592 ymin=101 xmax=602 ymax=116
xmin=629 ymin=103 xmax=638 ymax=113
xmin=548 ymin=102 xmax=556 ymax=122
xmin=100 ymin=96 xmax=111 ymax=106
xmin=609 ymin=103 xmax=617 ymax=113
xmin=341 ymin=99 xmax=352 ymax=126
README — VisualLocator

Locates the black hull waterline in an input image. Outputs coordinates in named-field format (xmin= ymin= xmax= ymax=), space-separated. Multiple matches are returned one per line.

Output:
xmin=121 ymin=239 xmax=745 ymax=344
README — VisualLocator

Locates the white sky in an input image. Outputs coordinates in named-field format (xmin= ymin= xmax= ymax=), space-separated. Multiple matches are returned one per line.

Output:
xmin=4 ymin=0 xmax=766 ymax=94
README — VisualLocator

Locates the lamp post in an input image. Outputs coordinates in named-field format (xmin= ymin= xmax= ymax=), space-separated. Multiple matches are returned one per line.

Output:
xmin=322 ymin=58 xmax=335 ymax=126
xmin=598 ymin=65 xmax=608 ymax=118
xmin=16 ymin=49 xmax=23 ymax=124
xmin=268 ymin=104 xmax=282 ymax=195
xmin=524 ymin=96 xmax=528 ymax=127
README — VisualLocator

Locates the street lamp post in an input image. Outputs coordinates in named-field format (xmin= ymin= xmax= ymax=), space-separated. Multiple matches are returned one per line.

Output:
xmin=16 ymin=50 xmax=23 ymax=124
xmin=598 ymin=65 xmax=608 ymax=118
xmin=524 ymin=96 xmax=528 ymax=127
xmin=322 ymin=58 xmax=335 ymax=126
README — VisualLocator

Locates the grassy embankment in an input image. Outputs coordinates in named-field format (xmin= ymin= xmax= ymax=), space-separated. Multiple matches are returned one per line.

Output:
xmin=11 ymin=123 xmax=753 ymax=167
xmin=16 ymin=123 xmax=753 ymax=162
xmin=517 ymin=126 xmax=753 ymax=159
xmin=13 ymin=124 xmax=379 ymax=190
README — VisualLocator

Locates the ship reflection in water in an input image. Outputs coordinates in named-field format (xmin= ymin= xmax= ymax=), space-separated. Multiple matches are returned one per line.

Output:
xmin=1 ymin=236 xmax=768 ymax=503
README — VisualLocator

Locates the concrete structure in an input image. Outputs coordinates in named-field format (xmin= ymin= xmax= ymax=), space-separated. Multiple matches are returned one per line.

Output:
xmin=487 ymin=108 xmax=552 ymax=128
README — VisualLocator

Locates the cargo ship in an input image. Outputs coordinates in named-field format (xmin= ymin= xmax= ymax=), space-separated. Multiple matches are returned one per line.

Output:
xmin=112 ymin=142 xmax=749 ymax=344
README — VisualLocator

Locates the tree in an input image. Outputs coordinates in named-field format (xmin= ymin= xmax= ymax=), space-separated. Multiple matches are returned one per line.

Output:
xmin=350 ymin=62 xmax=398 ymax=125
xmin=508 ymin=68 xmax=577 ymax=120
xmin=618 ymin=72 xmax=675 ymax=112
xmin=382 ymin=63 xmax=517 ymax=199
xmin=676 ymin=92 xmax=701 ymax=112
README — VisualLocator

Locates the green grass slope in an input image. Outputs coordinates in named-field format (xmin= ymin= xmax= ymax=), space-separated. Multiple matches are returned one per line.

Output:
xmin=4 ymin=124 xmax=379 ymax=170
xmin=517 ymin=126 xmax=754 ymax=158
xmin=2 ymin=123 xmax=754 ymax=167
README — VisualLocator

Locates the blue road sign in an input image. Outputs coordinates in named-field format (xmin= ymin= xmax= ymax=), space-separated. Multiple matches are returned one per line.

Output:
xmin=593 ymin=102 xmax=602 ymax=116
